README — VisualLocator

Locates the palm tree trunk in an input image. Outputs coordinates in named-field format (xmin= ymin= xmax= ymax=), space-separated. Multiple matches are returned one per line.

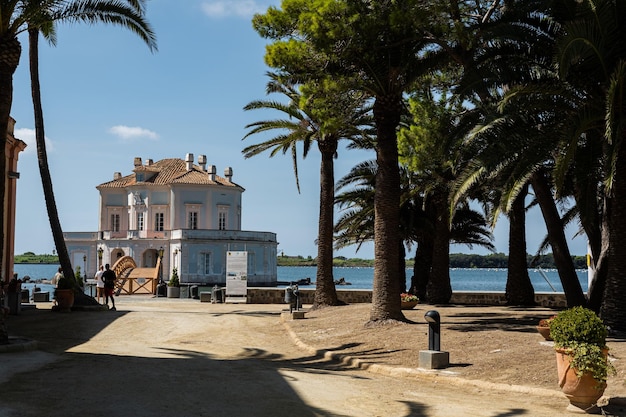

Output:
xmin=313 ymin=136 xmax=339 ymax=308
xmin=28 ymin=29 xmax=75 ymax=289
xmin=505 ymin=184 xmax=535 ymax=305
xmin=600 ymin=143 xmax=626 ymax=331
xmin=587 ymin=207 xmax=609 ymax=312
xmin=573 ymin=152 xmax=605 ymax=311
xmin=531 ymin=170 xmax=586 ymax=307
xmin=369 ymin=93 xmax=404 ymax=322
xmin=427 ymin=191 xmax=452 ymax=303
xmin=412 ymin=236 xmax=433 ymax=302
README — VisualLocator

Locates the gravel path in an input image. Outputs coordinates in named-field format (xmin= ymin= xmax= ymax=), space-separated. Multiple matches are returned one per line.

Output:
xmin=0 ymin=297 xmax=623 ymax=416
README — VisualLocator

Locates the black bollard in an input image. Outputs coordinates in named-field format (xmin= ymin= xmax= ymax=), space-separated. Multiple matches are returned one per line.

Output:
xmin=424 ymin=310 xmax=441 ymax=351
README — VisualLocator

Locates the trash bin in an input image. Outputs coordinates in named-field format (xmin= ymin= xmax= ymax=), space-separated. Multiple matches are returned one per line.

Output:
xmin=157 ymin=283 xmax=167 ymax=297
xmin=191 ymin=285 xmax=199 ymax=299
xmin=180 ymin=286 xmax=189 ymax=299
xmin=21 ymin=289 xmax=30 ymax=303
xmin=285 ymin=286 xmax=293 ymax=304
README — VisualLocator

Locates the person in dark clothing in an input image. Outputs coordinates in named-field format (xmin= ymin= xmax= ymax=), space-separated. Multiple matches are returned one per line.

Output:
xmin=101 ymin=264 xmax=117 ymax=311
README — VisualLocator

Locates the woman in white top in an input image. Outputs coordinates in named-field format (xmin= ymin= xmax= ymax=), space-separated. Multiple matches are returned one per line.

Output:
xmin=94 ymin=265 xmax=105 ymax=304
xmin=50 ymin=267 xmax=63 ymax=287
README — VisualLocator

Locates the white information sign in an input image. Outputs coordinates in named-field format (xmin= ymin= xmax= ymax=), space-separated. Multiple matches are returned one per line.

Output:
xmin=226 ymin=251 xmax=248 ymax=301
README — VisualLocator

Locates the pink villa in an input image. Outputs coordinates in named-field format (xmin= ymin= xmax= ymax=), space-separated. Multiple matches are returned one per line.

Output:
xmin=63 ymin=153 xmax=278 ymax=291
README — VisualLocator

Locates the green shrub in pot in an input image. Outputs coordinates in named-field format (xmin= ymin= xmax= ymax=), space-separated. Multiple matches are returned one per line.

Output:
xmin=549 ymin=306 xmax=615 ymax=383
xmin=168 ymin=268 xmax=180 ymax=287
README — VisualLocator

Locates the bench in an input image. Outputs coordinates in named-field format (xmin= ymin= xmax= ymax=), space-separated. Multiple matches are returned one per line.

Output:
xmin=33 ymin=292 xmax=50 ymax=302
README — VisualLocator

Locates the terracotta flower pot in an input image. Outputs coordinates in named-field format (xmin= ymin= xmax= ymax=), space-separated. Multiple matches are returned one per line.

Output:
xmin=54 ymin=289 xmax=75 ymax=313
xmin=537 ymin=325 xmax=552 ymax=341
xmin=401 ymin=300 xmax=418 ymax=310
xmin=555 ymin=348 xmax=606 ymax=412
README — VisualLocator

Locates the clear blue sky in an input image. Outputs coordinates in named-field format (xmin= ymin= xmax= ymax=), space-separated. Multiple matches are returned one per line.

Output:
xmin=9 ymin=0 xmax=587 ymax=259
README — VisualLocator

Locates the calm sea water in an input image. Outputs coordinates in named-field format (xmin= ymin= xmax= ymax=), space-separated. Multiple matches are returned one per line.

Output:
xmin=276 ymin=266 xmax=589 ymax=293
xmin=13 ymin=264 xmax=93 ymax=298
xmin=13 ymin=263 xmax=589 ymax=295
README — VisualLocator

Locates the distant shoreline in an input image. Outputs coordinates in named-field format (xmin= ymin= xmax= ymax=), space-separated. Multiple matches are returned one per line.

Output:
xmin=14 ymin=252 xmax=588 ymax=269
xmin=14 ymin=262 xmax=58 ymax=264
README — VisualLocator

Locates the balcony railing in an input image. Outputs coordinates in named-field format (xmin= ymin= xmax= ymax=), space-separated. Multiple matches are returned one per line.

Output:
xmin=71 ymin=229 xmax=272 ymax=243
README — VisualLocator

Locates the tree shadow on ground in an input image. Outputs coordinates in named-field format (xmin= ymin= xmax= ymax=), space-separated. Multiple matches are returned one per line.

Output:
xmin=1 ymin=303 xmax=571 ymax=417
xmin=1 ymin=342 xmax=430 ymax=416
xmin=444 ymin=312 xmax=547 ymax=334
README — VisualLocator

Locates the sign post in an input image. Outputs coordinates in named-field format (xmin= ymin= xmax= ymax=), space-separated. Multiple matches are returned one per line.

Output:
xmin=226 ymin=251 xmax=247 ymax=303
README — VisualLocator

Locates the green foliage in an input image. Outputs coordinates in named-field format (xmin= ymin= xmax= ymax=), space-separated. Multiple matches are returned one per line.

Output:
xmin=550 ymin=306 xmax=615 ymax=383
xmin=74 ymin=267 xmax=84 ymax=287
xmin=449 ymin=253 xmax=508 ymax=268
xmin=278 ymin=256 xmax=317 ymax=266
xmin=448 ymin=253 xmax=587 ymax=269
xmin=564 ymin=343 xmax=613 ymax=383
xmin=14 ymin=252 xmax=59 ymax=264
xmin=550 ymin=306 xmax=608 ymax=348
xmin=168 ymin=268 xmax=179 ymax=287
xmin=276 ymin=254 xmax=585 ymax=268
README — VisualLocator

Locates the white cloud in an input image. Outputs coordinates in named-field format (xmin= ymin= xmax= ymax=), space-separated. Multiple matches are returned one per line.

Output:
xmin=14 ymin=128 xmax=54 ymax=153
xmin=108 ymin=125 xmax=158 ymax=141
xmin=201 ymin=1 xmax=269 ymax=18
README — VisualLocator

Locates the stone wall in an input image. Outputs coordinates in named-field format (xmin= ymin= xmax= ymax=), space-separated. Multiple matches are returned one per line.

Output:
xmin=245 ymin=288 xmax=568 ymax=308
xmin=246 ymin=288 xmax=372 ymax=305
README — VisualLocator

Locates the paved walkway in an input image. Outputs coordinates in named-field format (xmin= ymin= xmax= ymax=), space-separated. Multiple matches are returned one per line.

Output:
xmin=0 ymin=297 xmax=624 ymax=416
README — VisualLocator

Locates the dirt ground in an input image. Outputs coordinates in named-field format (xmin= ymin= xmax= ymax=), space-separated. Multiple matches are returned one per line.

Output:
xmin=287 ymin=303 xmax=626 ymax=398
xmin=1 ymin=298 xmax=625 ymax=416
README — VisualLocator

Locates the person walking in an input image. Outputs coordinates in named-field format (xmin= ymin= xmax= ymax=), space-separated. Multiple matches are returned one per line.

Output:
xmin=94 ymin=265 xmax=105 ymax=304
xmin=101 ymin=264 xmax=117 ymax=311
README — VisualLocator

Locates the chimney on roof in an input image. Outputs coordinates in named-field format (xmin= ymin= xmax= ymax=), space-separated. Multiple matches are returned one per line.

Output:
xmin=134 ymin=157 xmax=142 ymax=167
xmin=224 ymin=167 xmax=233 ymax=182
xmin=185 ymin=153 xmax=194 ymax=171
xmin=114 ymin=172 xmax=122 ymax=180
xmin=146 ymin=159 xmax=153 ymax=166
xmin=208 ymin=165 xmax=216 ymax=181
xmin=198 ymin=155 xmax=207 ymax=172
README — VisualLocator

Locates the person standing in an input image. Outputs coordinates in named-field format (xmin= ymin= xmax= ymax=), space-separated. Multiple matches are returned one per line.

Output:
xmin=101 ymin=264 xmax=117 ymax=311
xmin=94 ymin=265 xmax=105 ymax=304
xmin=50 ymin=267 xmax=63 ymax=288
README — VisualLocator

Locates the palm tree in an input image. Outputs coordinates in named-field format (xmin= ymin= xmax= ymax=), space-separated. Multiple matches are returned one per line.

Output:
xmin=445 ymin=0 xmax=593 ymax=307
xmin=334 ymin=161 xmax=494 ymax=301
xmin=24 ymin=0 xmax=156 ymax=299
xmin=452 ymin=101 xmax=588 ymax=307
xmin=243 ymin=72 xmax=371 ymax=309
xmin=253 ymin=1 xmax=435 ymax=323
xmin=546 ymin=0 xmax=626 ymax=329
xmin=397 ymin=83 xmax=470 ymax=304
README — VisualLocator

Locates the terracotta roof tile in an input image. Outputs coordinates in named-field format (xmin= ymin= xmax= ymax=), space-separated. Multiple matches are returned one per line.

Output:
xmin=96 ymin=158 xmax=243 ymax=190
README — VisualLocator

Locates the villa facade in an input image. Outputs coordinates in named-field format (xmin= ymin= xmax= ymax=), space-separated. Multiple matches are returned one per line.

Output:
xmin=64 ymin=153 xmax=278 ymax=287
xmin=3 ymin=118 xmax=27 ymax=284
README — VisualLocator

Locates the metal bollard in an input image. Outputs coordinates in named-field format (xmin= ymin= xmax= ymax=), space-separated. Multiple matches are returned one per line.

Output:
xmin=424 ymin=310 xmax=441 ymax=351
xmin=292 ymin=285 xmax=300 ymax=312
